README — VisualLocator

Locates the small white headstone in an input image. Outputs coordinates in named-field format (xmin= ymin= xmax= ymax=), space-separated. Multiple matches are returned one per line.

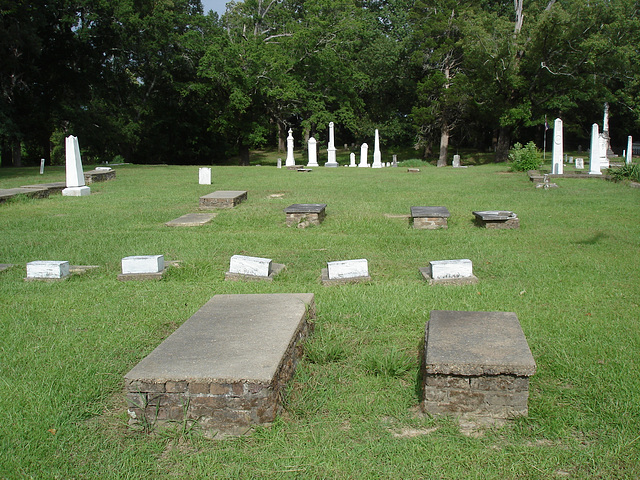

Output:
xmin=285 ymin=129 xmax=295 ymax=167
xmin=575 ymin=158 xmax=584 ymax=169
xmin=452 ymin=155 xmax=461 ymax=168
xmin=589 ymin=123 xmax=602 ymax=175
xmin=430 ymin=259 xmax=473 ymax=280
xmin=349 ymin=152 xmax=357 ymax=167
xmin=27 ymin=261 xmax=70 ymax=279
xmin=229 ymin=255 xmax=272 ymax=277
xmin=327 ymin=259 xmax=368 ymax=280
xmin=598 ymin=133 xmax=609 ymax=168
xmin=358 ymin=143 xmax=369 ymax=167
xmin=277 ymin=158 xmax=282 ymax=168
xmin=95 ymin=166 xmax=112 ymax=172
xmin=121 ymin=255 xmax=164 ymax=275
xmin=627 ymin=135 xmax=633 ymax=165
xmin=40 ymin=159 xmax=45 ymax=175
xmin=392 ymin=154 xmax=398 ymax=167
xmin=307 ymin=137 xmax=319 ymax=167
xmin=199 ymin=167 xmax=212 ymax=185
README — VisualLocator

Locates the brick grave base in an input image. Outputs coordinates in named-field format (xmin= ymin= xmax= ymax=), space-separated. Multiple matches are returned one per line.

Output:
xmin=200 ymin=190 xmax=248 ymax=209
xmin=284 ymin=204 xmax=327 ymax=227
xmin=422 ymin=310 xmax=536 ymax=419
xmin=125 ymin=293 xmax=314 ymax=436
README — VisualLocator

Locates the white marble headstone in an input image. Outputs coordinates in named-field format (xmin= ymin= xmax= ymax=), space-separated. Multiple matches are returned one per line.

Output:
xmin=589 ymin=123 xmax=602 ymax=175
xmin=452 ymin=155 xmax=461 ymax=168
xmin=307 ymin=137 xmax=319 ymax=167
xmin=575 ymin=158 xmax=584 ymax=169
xmin=372 ymin=129 xmax=382 ymax=168
xmin=62 ymin=135 xmax=91 ymax=196
xmin=358 ymin=143 xmax=369 ymax=167
xmin=349 ymin=152 xmax=357 ymax=167
xmin=285 ymin=129 xmax=295 ymax=167
xmin=552 ymin=118 xmax=563 ymax=175
xmin=325 ymin=122 xmax=338 ymax=167
xmin=121 ymin=255 xmax=164 ymax=274
xmin=627 ymin=135 xmax=633 ymax=165
xmin=430 ymin=259 xmax=473 ymax=280
xmin=327 ymin=259 xmax=368 ymax=280
xmin=199 ymin=167 xmax=212 ymax=185
xmin=229 ymin=255 xmax=272 ymax=277
xmin=27 ymin=261 xmax=70 ymax=279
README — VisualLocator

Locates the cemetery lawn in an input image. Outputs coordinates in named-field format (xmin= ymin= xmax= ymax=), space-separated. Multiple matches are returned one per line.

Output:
xmin=1 ymin=162 xmax=639 ymax=479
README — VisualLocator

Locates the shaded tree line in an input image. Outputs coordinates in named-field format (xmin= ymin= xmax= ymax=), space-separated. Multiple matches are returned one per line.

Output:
xmin=2 ymin=0 xmax=639 ymax=166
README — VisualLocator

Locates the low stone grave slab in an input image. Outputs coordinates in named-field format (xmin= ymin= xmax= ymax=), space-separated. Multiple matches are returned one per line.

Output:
xmin=118 ymin=255 xmax=165 ymax=281
xmin=286 ymin=165 xmax=304 ymax=170
xmin=200 ymin=190 xmax=247 ymax=209
xmin=473 ymin=211 xmax=519 ymax=229
xmin=321 ymin=259 xmax=371 ymax=285
xmin=84 ymin=168 xmax=116 ymax=184
xmin=21 ymin=182 xmax=66 ymax=194
xmin=422 ymin=310 xmax=536 ymax=420
xmin=419 ymin=259 xmax=478 ymax=285
xmin=26 ymin=261 xmax=70 ymax=280
xmin=165 ymin=213 xmax=217 ymax=227
xmin=410 ymin=206 xmax=451 ymax=229
xmin=0 ymin=264 xmax=13 ymax=273
xmin=0 ymin=187 xmax=50 ymax=203
xmin=407 ymin=168 xmax=421 ymax=173
xmin=225 ymin=255 xmax=285 ymax=282
xmin=284 ymin=203 xmax=327 ymax=228
xmin=124 ymin=293 xmax=315 ymax=436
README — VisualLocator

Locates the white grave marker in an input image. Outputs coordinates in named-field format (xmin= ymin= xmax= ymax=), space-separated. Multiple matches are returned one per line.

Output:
xmin=349 ymin=152 xmax=357 ymax=167
xmin=325 ymin=122 xmax=338 ymax=167
xmin=307 ymin=137 xmax=319 ymax=167
xmin=430 ymin=259 xmax=473 ymax=280
xmin=121 ymin=255 xmax=164 ymax=275
xmin=39 ymin=158 xmax=45 ymax=175
xmin=372 ymin=129 xmax=382 ymax=168
xmin=327 ymin=259 xmax=368 ymax=280
xmin=589 ymin=123 xmax=602 ymax=175
xmin=575 ymin=158 xmax=584 ymax=169
xmin=552 ymin=118 xmax=563 ymax=175
xmin=277 ymin=158 xmax=282 ymax=168
xmin=285 ymin=129 xmax=295 ymax=167
xmin=627 ymin=135 xmax=633 ymax=165
xmin=598 ymin=133 xmax=609 ymax=168
xmin=229 ymin=255 xmax=272 ymax=277
xmin=27 ymin=261 xmax=70 ymax=279
xmin=62 ymin=135 xmax=91 ymax=196
xmin=358 ymin=143 xmax=369 ymax=167
xmin=199 ymin=167 xmax=212 ymax=185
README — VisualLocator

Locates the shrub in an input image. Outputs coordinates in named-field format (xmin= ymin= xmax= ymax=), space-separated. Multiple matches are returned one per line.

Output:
xmin=509 ymin=141 xmax=542 ymax=171
xmin=609 ymin=163 xmax=640 ymax=182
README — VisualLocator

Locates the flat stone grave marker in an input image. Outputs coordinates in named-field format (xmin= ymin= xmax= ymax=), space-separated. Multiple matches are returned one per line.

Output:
xmin=165 ymin=213 xmax=217 ymax=227
xmin=422 ymin=310 xmax=536 ymax=420
xmin=118 ymin=255 xmax=165 ymax=281
xmin=125 ymin=293 xmax=315 ymax=436
xmin=200 ymin=190 xmax=247 ymax=209
xmin=322 ymin=259 xmax=370 ymax=285
xmin=0 ymin=187 xmax=50 ymax=203
xmin=407 ymin=168 xmax=420 ymax=173
xmin=21 ymin=182 xmax=66 ymax=194
xmin=26 ymin=261 xmax=70 ymax=280
xmin=225 ymin=254 xmax=285 ymax=282
xmin=284 ymin=203 xmax=326 ymax=228
xmin=0 ymin=264 xmax=13 ymax=273
xmin=472 ymin=210 xmax=519 ymax=229
xmin=419 ymin=259 xmax=478 ymax=285
xmin=410 ymin=206 xmax=451 ymax=229
xmin=84 ymin=168 xmax=116 ymax=185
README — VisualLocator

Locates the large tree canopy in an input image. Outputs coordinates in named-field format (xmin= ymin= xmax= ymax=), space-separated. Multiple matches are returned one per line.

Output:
xmin=1 ymin=0 xmax=639 ymax=166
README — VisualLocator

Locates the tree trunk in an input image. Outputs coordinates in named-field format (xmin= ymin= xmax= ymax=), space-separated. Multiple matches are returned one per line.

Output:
xmin=1 ymin=139 xmax=10 ymax=168
xmin=277 ymin=121 xmax=286 ymax=152
xmin=238 ymin=142 xmax=250 ymax=166
xmin=12 ymin=140 xmax=22 ymax=167
xmin=437 ymin=122 xmax=450 ymax=167
xmin=495 ymin=126 xmax=511 ymax=162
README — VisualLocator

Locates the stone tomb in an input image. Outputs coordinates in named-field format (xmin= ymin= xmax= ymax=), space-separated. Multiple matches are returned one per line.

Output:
xmin=321 ymin=259 xmax=371 ymax=285
xmin=410 ymin=206 xmax=451 ymax=229
xmin=118 ymin=255 xmax=165 ymax=281
xmin=225 ymin=254 xmax=285 ymax=282
xmin=165 ymin=213 xmax=217 ymax=227
xmin=0 ymin=187 xmax=50 ymax=203
xmin=125 ymin=293 xmax=315 ymax=436
xmin=422 ymin=310 xmax=536 ymax=420
xmin=473 ymin=211 xmax=519 ymax=229
xmin=284 ymin=203 xmax=326 ymax=228
xmin=419 ymin=259 xmax=478 ymax=285
xmin=200 ymin=191 xmax=247 ymax=209
xmin=84 ymin=168 xmax=116 ymax=185
xmin=26 ymin=260 xmax=70 ymax=280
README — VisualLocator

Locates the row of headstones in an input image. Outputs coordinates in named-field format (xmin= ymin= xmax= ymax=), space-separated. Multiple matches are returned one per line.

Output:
xmin=550 ymin=117 xmax=634 ymax=175
xmin=23 ymin=256 xmax=477 ymax=285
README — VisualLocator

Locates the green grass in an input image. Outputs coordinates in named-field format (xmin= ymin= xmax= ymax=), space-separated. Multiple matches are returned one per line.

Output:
xmin=1 ymin=160 xmax=639 ymax=478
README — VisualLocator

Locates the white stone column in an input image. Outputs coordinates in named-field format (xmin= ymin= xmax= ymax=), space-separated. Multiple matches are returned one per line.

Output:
xmin=372 ymin=129 xmax=382 ymax=168
xmin=598 ymin=134 xmax=609 ymax=168
xmin=307 ymin=137 xmax=318 ymax=167
xmin=358 ymin=143 xmax=369 ymax=167
xmin=325 ymin=122 xmax=338 ymax=167
xmin=552 ymin=118 xmax=563 ymax=175
xmin=349 ymin=152 xmax=357 ymax=167
xmin=626 ymin=135 xmax=633 ymax=165
xmin=589 ymin=123 xmax=602 ymax=175
xmin=62 ymin=135 xmax=91 ymax=196
xmin=285 ymin=129 xmax=295 ymax=167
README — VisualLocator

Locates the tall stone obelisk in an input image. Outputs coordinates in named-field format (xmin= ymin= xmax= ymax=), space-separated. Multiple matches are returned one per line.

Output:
xmin=372 ymin=129 xmax=382 ymax=168
xmin=325 ymin=122 xmax=338 ymax=167
xmin=589 ymin=123 xmax=602 ymax=175
xmin=62 ymin=135 xmax=91 ymax=196
xmin=285 ymin=129 xmax=295 ymax=167
xmin=551 ymin=118 xmax=563 ymax=175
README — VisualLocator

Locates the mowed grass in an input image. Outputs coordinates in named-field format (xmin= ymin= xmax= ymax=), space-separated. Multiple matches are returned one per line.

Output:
xmin=0 ymin=160 xmax=639 ymax=478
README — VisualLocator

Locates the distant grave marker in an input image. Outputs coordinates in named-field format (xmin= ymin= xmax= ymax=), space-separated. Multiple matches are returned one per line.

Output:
xmin=225 ymin=255 xmax=285 ymax=282
xmin=419 ymin=259 xmax=478 ymax=285
xmin=165 ymin=213 xmax=216 ymax=227
xmin=200 ymin=190 xmax=247 ymax=209
xmin=26 ymin=261 xmax=70 ymax=280
xmin=284 ymin=203 xmax=326 ymax=228
xmin=322 ymin=259 xmax=370 ymax=285
xmin=473 ymin=210 xmax=519 ymax=229
xmin=62 ymin=135 xmax=91 ymax=196
xmin=199 ymin=168 xmax=212 ymax=185
xmin=410 ymin=206 xmax=450 ymax=229
xmin=118 ymin=255 xmax=165 ymax=281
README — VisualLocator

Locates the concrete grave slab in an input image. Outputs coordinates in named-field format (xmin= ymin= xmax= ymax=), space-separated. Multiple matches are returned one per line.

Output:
xmin=322 ymin=259 xmax=371 ymax=285
xmin=21 ymin=182 xmax=66 ymax=194
xmin=0 ymin=264 xmax=14 ymax=273
xmin=420 ymin=259 xmax=478 ymax=285
xmin=284 ymin=203 xmax=327 ymax=227
xmin=422 ymin=310 xmax=536 ymax=420
xmin=26 ymin=261 xmax=70 ymax=280
xmin=0 ymin=187 xmax=50 ymax=203
xmin=411 ymin=206 xmax=451 ymax=229
xmin=165 ymin=213 xmax=217 ymax=227
xmin=200 ymin=191 xmax=247 ymax=209
xmin=84 ymin=169 xmax=116 ymax=185
xmin=473 ymin=211 xmax=519 ymax=229
xmin=125 ymin=293 xmax=315 ymax=436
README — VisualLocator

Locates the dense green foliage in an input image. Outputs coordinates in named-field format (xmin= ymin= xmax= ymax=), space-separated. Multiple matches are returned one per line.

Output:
xmin=1 ymin=163 xmax=639 ymax=478
xmin=509 ymin=141 xmax=542 ymax=171
xmin=2 ymin=0 xmax=640 ymax=165
xmin=609 ymin=162 xmax=640 ymax=182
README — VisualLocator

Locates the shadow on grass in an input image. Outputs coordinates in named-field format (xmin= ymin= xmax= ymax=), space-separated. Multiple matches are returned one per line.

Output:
xmin=574 ymin=232 xmax=609 ymax=245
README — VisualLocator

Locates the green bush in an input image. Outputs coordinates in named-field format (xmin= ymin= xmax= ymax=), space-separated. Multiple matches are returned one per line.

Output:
xmin=509 ymin=141 xmax=542 ymax=171
xmin=609 ymin=162 xmax=640 ymax=182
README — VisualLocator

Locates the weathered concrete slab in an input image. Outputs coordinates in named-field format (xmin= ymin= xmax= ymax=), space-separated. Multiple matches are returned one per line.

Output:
xmin=26 ymin=260 xmax=70 ymax=280
xmin=0 ymin=264 xmax=13 ymax=273
xmin=473 ymin=211 xmax=519 ymax=229
xmin=284 ymin=203 xmax=327 ymax=227
xmin=125 ymin=293 xmax=315 ymax=435
xmin=165 ymin=213 xmax=217 ymax=227
xmin=411 ymin=206 xmax=450 ymax=229
xmin=0 ymin=187 xmax=50 ymax=203
xmin=84 ymin=168 xmax=116 ymax=184
xmin=21 ymin=182 xmax=66 ymax=194
xmin=200 ymin=190 xmax=247 ymax=209
xmin=422 ymin=310 xmax=536 ymax=419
